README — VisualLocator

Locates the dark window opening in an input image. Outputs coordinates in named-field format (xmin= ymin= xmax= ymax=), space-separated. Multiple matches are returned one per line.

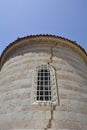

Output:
xmin=37 ymin=69 xmax=51 ymax=101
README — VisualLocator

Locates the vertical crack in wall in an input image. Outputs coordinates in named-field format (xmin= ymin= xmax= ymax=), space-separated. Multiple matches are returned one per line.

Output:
xmin=48 ymin=43 xmax=60 ymax=105
xmin=48 ymin=44 xmax=54 ymax=64
xmin=44 ymin=106 xmax=56 ymax=130
xmin=44 ymin=43 xmax=60 ymax=130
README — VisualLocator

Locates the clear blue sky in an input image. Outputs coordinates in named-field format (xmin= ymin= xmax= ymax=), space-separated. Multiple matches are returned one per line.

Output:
xmin=0 ymin=0 xmax=87 ymax=55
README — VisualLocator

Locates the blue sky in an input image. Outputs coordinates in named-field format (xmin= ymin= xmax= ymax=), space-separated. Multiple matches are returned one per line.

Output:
xmin=0 ymin=0 xmax=87 ymax=55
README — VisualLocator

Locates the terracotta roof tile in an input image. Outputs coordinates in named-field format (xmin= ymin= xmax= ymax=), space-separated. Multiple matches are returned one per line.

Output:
xmin=0 ymin=34 xmax=87 ymax=64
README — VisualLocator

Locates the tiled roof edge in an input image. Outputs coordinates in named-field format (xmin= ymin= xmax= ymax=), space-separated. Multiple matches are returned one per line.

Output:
xmin=0 ymin=34 xmax=87 ymax=61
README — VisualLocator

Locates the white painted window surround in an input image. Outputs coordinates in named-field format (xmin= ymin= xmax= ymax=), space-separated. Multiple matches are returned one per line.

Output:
xmin=32 ymin=64 xmax=57 ymax=106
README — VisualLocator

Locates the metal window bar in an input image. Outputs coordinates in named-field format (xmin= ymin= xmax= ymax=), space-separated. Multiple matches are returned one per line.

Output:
xmin=37 ymin=66 xmax=51 ymax=101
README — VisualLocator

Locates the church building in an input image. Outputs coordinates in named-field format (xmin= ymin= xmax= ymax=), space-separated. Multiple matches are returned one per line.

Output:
xmin=0 ymin=34 xmax=87 ymax=130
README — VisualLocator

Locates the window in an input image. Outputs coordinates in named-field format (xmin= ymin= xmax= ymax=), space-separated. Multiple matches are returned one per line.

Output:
xmin=32 ymin=64 xmax=57 ymax=105
xmin=37 ymin=67 xmax=51 ymax=101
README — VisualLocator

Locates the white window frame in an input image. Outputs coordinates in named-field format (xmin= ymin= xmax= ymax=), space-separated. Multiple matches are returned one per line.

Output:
xmin=32 ymin=64 xmax=57 ymax=106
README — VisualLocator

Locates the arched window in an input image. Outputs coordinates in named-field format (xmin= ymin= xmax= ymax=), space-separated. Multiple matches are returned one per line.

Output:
xmin=32 ymin=64 xmax=57 ymax=105
xmin=37 ymin=67 xmax=51 ymax=101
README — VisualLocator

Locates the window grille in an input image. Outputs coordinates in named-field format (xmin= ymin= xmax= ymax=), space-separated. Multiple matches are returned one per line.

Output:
xmin=32 ymin=64 xmax=57 ymax=105
xmin=37 ymin=67 xmax=51 ymax=101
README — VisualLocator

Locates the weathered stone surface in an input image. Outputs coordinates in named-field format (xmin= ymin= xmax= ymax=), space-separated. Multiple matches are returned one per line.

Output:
xmin=0 ymin=36 xmax=87 ymax=130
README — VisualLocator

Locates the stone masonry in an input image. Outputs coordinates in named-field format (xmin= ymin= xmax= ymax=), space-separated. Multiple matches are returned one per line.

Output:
xmin=0 ymin=35 xmax=87 ymax=130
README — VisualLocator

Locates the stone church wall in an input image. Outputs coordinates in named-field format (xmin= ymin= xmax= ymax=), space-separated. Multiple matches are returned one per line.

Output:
xmin=0 ymin=37 xmax=87 ymax=130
